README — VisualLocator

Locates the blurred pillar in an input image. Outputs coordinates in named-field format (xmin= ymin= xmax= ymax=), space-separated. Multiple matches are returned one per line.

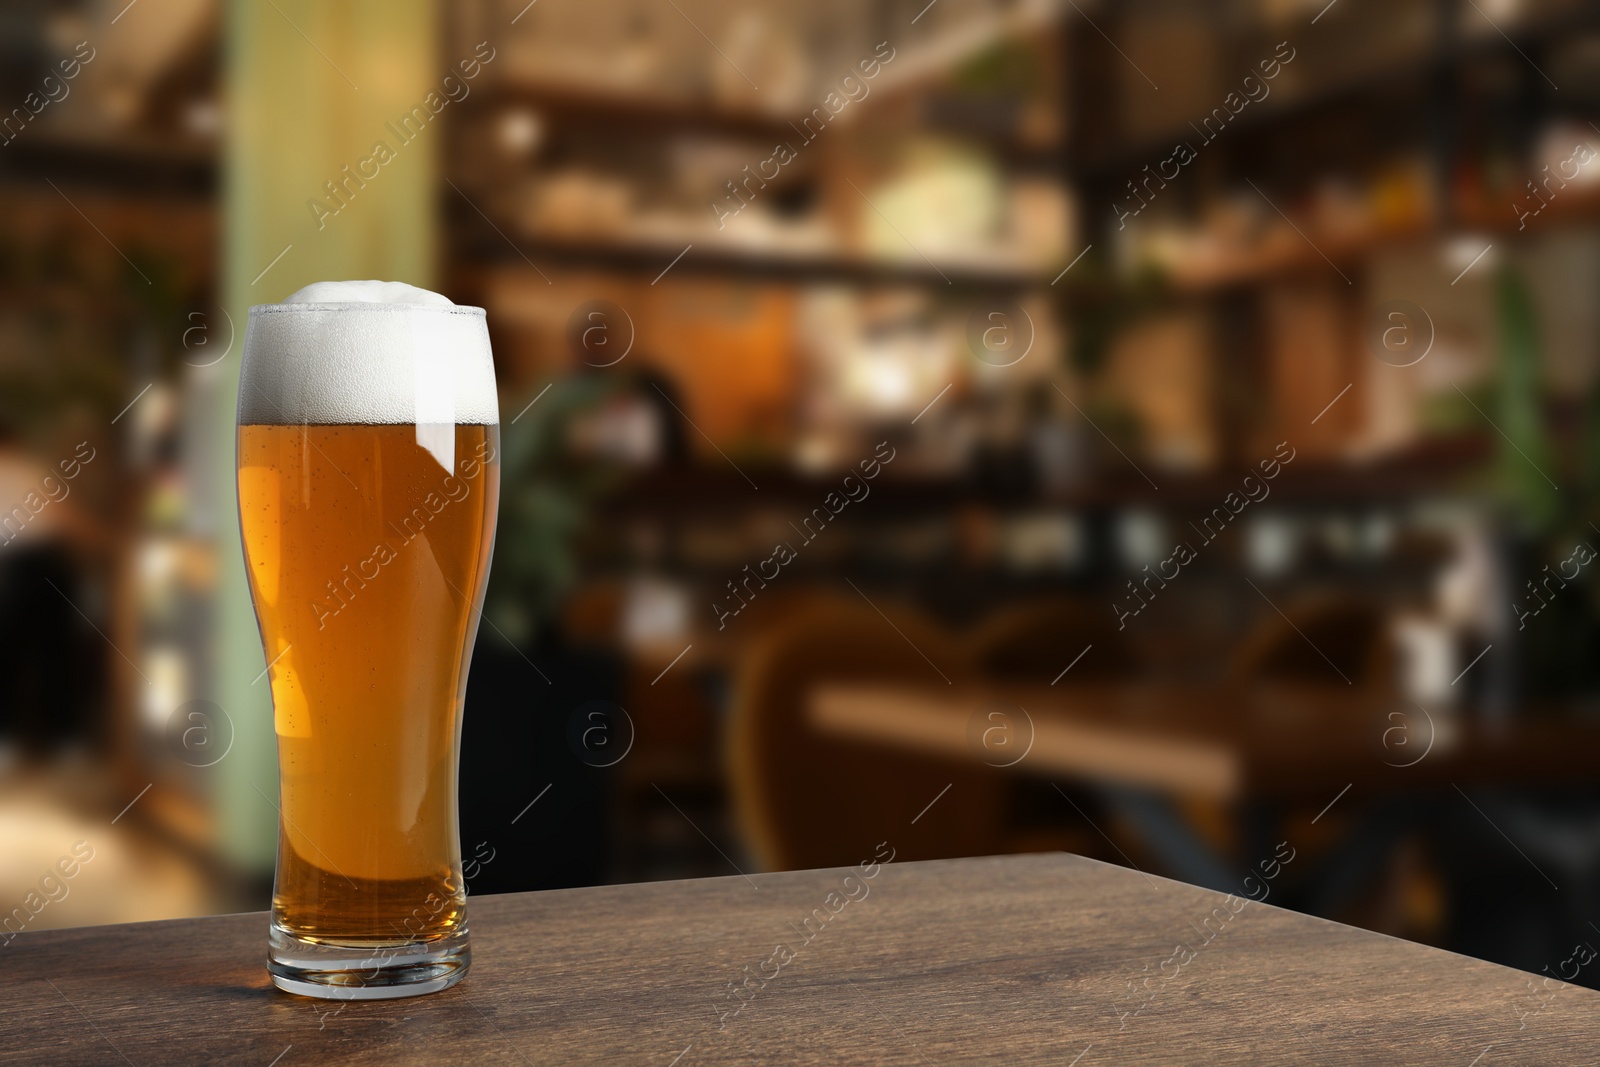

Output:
xmin=217 ymin=1 xmax=439 ymax=873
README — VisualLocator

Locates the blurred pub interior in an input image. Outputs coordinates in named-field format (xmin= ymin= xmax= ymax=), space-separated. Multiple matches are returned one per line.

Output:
xmin=4 ymin=0 xmax=1600 ymax=989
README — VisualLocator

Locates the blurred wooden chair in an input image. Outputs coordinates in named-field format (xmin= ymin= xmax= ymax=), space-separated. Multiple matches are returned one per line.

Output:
xmin=966 ymin=596 xmax=1139 ymax=859
xmin=727 ymin=593 xmax=1006 ymax=872
xmin=1230 ymin=592 xmax=1396 ymax=691
xmin=969 ymin=596 xmax=1138 ymax=684
xmin=1216 ymin=592 xmax=1399 ymax=902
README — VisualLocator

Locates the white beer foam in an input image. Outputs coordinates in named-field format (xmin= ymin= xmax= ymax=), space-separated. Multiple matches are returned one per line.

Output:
xmin=282 ymin=280 xmax=456 ymax=306
xmin=240 ymin=281 xmax=499 ymax=426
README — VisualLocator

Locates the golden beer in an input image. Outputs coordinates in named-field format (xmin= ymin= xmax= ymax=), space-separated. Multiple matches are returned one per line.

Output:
xmin=238 ymin=286 xmax=499 ymax=998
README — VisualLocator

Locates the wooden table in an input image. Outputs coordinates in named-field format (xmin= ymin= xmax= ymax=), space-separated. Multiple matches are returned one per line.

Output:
xmin=8 ymin=854 xmax=1598 ymax=1064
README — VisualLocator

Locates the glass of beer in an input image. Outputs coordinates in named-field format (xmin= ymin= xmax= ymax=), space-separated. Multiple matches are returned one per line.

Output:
xmin=236 ymin=282 xmax=499 ymax=998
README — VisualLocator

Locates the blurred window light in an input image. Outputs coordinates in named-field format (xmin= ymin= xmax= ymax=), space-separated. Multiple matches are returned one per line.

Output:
xmin=137 ymin=538 xmax=178 ymax=584
xmin=1000 ymin=513 xmax=1084 ymax=572
xmin=1114 ymin=510 xmax=1166 ymax=570
xmin=1392 ymin=615 xmax=1456 ymax=706
xmin=498 ymin=108 xmax=543 ymax=156
xmin=142 ymin=645 xmax=187 ymax=731
xmin=1434 ymin=522 xmax=1498 ymax=632
xmin=1534 ymin=123 xmax=1600 ymax=188
xmin=1478 ymin=0 xmax=1523 ymax=22
xmin=847 ymin=348 xmax=918 ymax=412
xmin=1359 ymin=513 xmax=1395 ymax=560
xmin=622 ymin=577 xmax=690 ymax=649
xmin=1246 ymin=514 xmax=1297 ymax=578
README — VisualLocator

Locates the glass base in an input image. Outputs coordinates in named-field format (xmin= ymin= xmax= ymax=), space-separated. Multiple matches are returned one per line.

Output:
xmin=267 ymin=921 xmax=470 ymax=1000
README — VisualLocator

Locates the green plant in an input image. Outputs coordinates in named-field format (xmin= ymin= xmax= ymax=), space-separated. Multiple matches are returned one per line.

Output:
xmin=1491 ymin=265 xmax=1558 ymax=534
xmin=483 ymin=374 xmax=621 ymax=646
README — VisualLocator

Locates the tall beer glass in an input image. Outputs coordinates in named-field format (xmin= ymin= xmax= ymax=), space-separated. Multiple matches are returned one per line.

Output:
xmin=237 ymin=285 xmax=499 ymax=998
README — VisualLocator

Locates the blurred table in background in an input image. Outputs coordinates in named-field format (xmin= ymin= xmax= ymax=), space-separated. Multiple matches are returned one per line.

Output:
xmin=812 ymin=681 xmax=1600 ymax=890
xmin=811 ymin=681 xmax=1600 ymax=800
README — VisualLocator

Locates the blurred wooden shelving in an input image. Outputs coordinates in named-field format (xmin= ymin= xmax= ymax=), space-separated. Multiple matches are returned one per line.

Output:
xmin=1058 ymin=180 xmax=1600 ymax=299
xmin=1068 ymin=2 xmax=1600 ymax=180
xmin=464 ymin=81 xmax=798 ymax=142
xmin=463 ymin=80 xmax=1064 ymax=172
xmin=0 ymin=133 xmax=216 ymax=199
xmin=451 ymin=226 xmax=1054 ymax=290
xmin=595 ymin=437 xmax=1497 ymax=522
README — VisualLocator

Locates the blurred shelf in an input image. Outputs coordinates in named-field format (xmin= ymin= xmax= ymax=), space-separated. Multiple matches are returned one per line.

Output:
xmin=596 ymin=438 xmax=1494 ymax=521
xmin=1069 ymin=3 xmax=1600 ymax=179
xmin=597 ymin=464 xmax=1035 ymax=518
xmin=462 ymin=83 xmax=1064 ymax=172
xmin=470 ymin=0 xmax=1067 ymax=161
xmin=1458 ymin=180 xmax=1600 ymax=237
xmin=466 ymin=81 xmax=798 ymax=142
xmin=1077 ymin=184 xmax=1600 ymax=298
xmin=0 ymin=133 xmax=216 ymax=200
xmin=1157 ymin=220 xmax=1437 ymax=295
xmin=452 ymin=228 xmax=1054 ymax=289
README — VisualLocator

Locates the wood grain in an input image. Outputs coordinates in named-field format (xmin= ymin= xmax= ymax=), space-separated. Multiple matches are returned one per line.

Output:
xmin=6 ymin=853 xmax=1597 ymax=1064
